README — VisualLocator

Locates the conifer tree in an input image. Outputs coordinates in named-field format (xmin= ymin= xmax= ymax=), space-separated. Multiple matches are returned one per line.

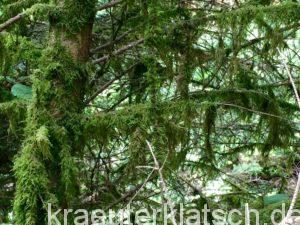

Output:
xmin=0 ymin=0 xmax=299 ymax=224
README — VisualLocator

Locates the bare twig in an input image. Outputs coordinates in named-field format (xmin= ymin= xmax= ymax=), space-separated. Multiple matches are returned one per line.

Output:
xmin=91 ymin=29 xmax=132 ymax=53
xmin=103 ymin=184 xmax=143 ymax=211
xmin=86 ymin=74 xmax=124 ymax=104
xmin=216 ymin=102 xmax=295 ymax=123
xmin=126 ymin=168 xmax=155 ymax=205
xmin=278 ymin=50 xmax=300 ymax=109
xmin=86 ymin=63 xmax=138 ymax=104
xmin=287 ymin=174 xmax=300 ymax=218
xmin=92 ymin=38 xmax=144 ymax=64
xmin=278 ymin=173 xmax=300 ymax=225
xmin=125 ymin=142 xmax=170 ymax=206
xmin=146 ymin=141 xmax=177 ymax=225
xmin=277 ymin=49 xmax=300 ymax=225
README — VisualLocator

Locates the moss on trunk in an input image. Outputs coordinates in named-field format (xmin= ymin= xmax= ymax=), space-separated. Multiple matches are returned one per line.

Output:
xmin=13 ymin=1 xmax=96 ymax=224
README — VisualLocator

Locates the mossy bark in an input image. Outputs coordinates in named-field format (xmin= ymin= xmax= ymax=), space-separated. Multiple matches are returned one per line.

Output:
xmin=13 ymin=1 xmax=96 ymax=224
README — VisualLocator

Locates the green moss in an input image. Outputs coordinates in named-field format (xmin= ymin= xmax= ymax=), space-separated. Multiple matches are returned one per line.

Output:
xmin=203 ymin=105 xmax=217 ymax=162
xmin=13 ymin=126 xmax=57 ymax=225
xmin=13 ymin=37 xmax=90 ymax=225
xmin=50 ymin=0 xmax=96 ymax=34
xmin=85 ymin=88 xmax=297 ymax=163
xmin=1 ymin=0 xmax=299 ymax=223
xmin=0 ymin=100 xmax=27 ymax=134
xmin=217 ymin=2 xmax=300 ymax=26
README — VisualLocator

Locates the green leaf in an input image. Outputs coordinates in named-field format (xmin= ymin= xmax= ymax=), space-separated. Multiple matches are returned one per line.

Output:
xmin=11 ymin=83 xmax=32 ymax=100
xmin=264 ymin=194 xmax=289 ymax=206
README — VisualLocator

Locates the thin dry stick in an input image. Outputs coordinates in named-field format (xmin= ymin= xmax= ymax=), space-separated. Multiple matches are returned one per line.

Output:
xmin=278 ymin=50 xmax=300 ymax=109
xmin=127 ymin=144 xmax=171 ymax=206
xmin=286 ymin=174 xmax=300 ymax=219
xmin=126 ymin=169 xmax=155 ymax=206
xmin=278 ymin=49 xmax=300 ymax=225
xmin=91 ymin=29 xmax=132 ymax=53
xmin=146 ymin=140 xmax=177 ymax=225
xmin=277 ymin=173 xmax=300 ymax=225
xmin=216 ymin=102 xmax=295 ymax=123
xmin=92 ymin=39 xmax=144 ymax=64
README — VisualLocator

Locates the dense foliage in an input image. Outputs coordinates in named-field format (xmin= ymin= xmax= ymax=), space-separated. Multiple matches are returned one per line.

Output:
xmin=0 ymin=0 xmax=299 ymax=224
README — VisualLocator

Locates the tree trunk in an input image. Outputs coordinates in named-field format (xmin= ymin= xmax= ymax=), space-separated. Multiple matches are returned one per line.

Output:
xmin=13 ymin=1 xmax=96 ymax=224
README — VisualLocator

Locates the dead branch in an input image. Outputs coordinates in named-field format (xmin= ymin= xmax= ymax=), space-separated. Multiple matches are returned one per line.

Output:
xmin=98 ymin=0 xmax=122 ymax=11
xmin=91 ymin=29 xmax=132 ymax=53
xmin=92 ymin=38 xmax=144 ymax=64
xmin=278 ymin=50 xmax=300 ymax=109
xmin=146 ymin=141 xmax=177 ymax=225
xmin=0 ymin=12 xmax=25 ymax=33
xmin=277 ymin=49 xmax=300 ymax=224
